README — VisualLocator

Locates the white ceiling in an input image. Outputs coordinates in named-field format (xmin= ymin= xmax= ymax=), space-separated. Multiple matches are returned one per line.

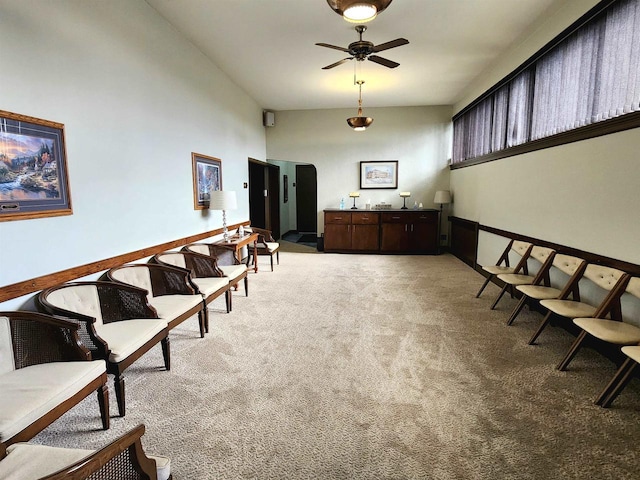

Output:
xmin=145 ymin=0 xmax=562 ymax=111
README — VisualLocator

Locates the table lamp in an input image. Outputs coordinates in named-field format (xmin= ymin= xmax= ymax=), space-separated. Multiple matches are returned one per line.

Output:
xmin=399 ymin=192 xmax=411 ymax=209
xmin=349 ymin=192 xmax=360 ymax=209
xmin=209 ymin=190 xmax=237 ymax=242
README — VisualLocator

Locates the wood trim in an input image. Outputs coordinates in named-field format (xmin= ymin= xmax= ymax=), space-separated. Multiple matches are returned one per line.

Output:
xmin=451 ymin=112 xmax=640 ymax=169
xmin=449 ymin=216 xmax=479 ymax=268
xmin=478 ymin=223 xmax=640 ymax=276
xmin=0 ymin=221 xmax=250 ymax=303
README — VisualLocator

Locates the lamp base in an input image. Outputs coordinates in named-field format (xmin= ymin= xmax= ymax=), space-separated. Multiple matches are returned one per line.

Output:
xmin=401 ymin=197 xmax=408 ymax=209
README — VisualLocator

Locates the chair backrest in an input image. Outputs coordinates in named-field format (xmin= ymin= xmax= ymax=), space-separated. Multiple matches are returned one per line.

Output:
xmin=529 ymin=246 xmax=555 ymax=264
xmin=44 ymin=284 xmax=104 ymax=326
xmin=155 ymin=252 xmax=187 ymax=269
xmin=0 ymin=316 xmax=14 ymax=375
xmin=552 ymin=254 xmax=586 ymax=277
xmin=511 ymin=240 xmax=532 ymax=256
xmin=583 ymin=264 xmax=627 ymax=291
xmin=625 ymin=276 xmax=640 ymax=299
xmin=184 ymin=244 xmax=209 ymax=256
xmin=108 ymin=265 xmax=153 ymax=296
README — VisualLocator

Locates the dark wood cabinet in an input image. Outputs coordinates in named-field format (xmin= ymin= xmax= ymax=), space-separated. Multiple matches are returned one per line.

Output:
xmin=380 ymin=211 xmax=438 ymax=253
xmin=324 ymin=211 xmax=380 ymax=252
xmin=324 ymin=209 xmax=437 ymax=254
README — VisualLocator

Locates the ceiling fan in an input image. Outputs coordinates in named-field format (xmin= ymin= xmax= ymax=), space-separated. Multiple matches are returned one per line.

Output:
xmin=316 ymin=25 xmax=409 ymax=69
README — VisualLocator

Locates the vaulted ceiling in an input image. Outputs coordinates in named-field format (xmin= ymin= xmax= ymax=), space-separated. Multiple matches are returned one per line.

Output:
xmin=145 ymin=0 xmax=564 ymax=111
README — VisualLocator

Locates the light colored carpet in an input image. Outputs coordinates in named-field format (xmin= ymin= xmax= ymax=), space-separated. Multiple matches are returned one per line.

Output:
xmin=33 ymin=252 xmax=640 ymax=479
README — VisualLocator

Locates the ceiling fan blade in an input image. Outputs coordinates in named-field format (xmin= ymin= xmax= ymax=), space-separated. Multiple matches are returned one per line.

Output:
xmin=315 ymin=42 xmax=350 ymax=53
xmin=372 ymin=38 xmax=409 ymax=53
xmin=322 ymin=57 xmax=353 ymax=70
xmin=368 ymin=55 xmax=400 ymax=69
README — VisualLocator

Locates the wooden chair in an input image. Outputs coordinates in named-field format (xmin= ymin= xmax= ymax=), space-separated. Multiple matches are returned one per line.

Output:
xmin=527 ymin=265 xmax=629 ymax=345
xmin=152 ymin=251 xmax=232 ymax=325
xmin=0 ymin=311 xmax=109 ymax=451
xmin=38 ymin=282 xmax=169 ymax=417
xmin=475 ymin=240 xmax=533 ymax=298
xmin=596 ymin=345 xmax=640 ymax=408
xmin=490 ymin=246 xmax=555 ymax=310
xmin=557 ymin=277 xmax=640 ymax=401
xmin=183 ymin=243 xmax=249 ymax=295
xmin=506 ymin=254 xmax=587 ymax=326
xmin=245 ymin=226 xmax=280 ymax=271
xmin=0 ymin=424 xmax=171 ymax=479
xmin=107 ymin=263 xmax=206 ymax=338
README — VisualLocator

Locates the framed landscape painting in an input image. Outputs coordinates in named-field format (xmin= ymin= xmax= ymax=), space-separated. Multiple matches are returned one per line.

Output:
xmin=360 ymin=160 xmax=398 ymax=189
xmin=192 ymin=152 xmax=222 ymax=209
xmin=0 ymin=110 xmax=72 ymax=222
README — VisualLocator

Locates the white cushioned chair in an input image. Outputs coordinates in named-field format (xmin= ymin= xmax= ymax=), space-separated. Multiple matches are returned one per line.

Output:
xmin=38 ymin=282 xmax=169 ymax=417
xmin=245 ymin=226 xmax=280 ymax=272
xmin=0 ymin=311 xmax=109 ymax=452
xmin=527 ymin=265 xmax=629 ymax=345
xmin=183 ymin=243 xmax=249 ymax=296
xmin=475 ymin=240 xmax=533 ymax=299
xmin=107 ymin=264 xmax=206 ymax=338
xmin=506 ymin=254 xmax=587 ymax=326
xmin=490 ymin=246 xmax=556 ymax=310
xmin=558 ymin=277 xmax=640 ymax=389
xmin=152 ymin=251 xmax=232 ymax=326
xmin=0 ymin=424 xmax=171 ymax=480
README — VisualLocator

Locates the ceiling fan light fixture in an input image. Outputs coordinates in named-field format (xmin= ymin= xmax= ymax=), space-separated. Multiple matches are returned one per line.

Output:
xmin=347 ymin=116 xmax=374 ymax=131
xmin=343 ymin=4 xmax=377 ymax=23
xmin=347 ymin=80 xmax=373 ymax=131
xmin=326 ymin=0 xmax=393 ymax=23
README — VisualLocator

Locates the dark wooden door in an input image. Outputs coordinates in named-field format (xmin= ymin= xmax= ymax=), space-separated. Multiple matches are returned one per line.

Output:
xmin=266 ymin=164 xmax=280 ymax=240
xmin=296 ymin=164 xmax=317 ymax=234
xmin=248 ymin=160 xmax=266 ymax=228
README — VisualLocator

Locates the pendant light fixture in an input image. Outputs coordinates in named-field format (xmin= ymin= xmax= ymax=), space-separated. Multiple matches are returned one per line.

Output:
xmin=347 ymin=80 xmax=373 ymax=131
xmin=326 ymin=0 xmax=393 ymax=23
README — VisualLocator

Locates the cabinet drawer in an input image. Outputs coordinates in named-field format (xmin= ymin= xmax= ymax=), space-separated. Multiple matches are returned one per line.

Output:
xmin=352 ymin=212 xmax=379 ymax=225
xmin=325 ymin=212 xmax=351 ymax=224
xmin=413 ymin=212 xmax=437 ymax=223
xmin=381 ymin=213 xmax=406 ymax=223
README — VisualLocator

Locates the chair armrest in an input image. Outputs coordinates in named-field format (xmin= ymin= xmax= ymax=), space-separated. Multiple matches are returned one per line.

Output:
xmin=0 ymin=311 xmax=91 ymax=369
xmin=36 ymin=293 xmax=110 ymax=361
xmin=41 ymin=424 xmax=159 ymax=480
xmin=186 ymin=252 xmax=225 ymax=278
xmin=147 ymin=264 xmax=198 ymax=296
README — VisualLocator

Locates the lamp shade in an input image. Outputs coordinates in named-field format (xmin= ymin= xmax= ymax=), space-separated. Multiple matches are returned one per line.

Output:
xmin=209 ymin=190 xmax=237 ymax=210
xmin=326 ymin=0 xmax=393 ymax=22
xmin=434 ymin=190 xmax=451 ymax=205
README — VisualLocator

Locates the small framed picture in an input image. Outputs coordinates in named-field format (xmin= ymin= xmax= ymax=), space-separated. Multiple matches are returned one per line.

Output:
xmin=360 ymin=161 xmax=398 ymax=189
xmin=192 ymin=153 xmax=222 ymax=209
xmin=0 ymin=110 xmax=73 ymax=222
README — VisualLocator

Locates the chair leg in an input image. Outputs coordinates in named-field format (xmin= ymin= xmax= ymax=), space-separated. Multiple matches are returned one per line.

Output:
xmin=476 ymin=275 xmax=493 ymax=298
xmin=114 ymin=374 xmax=126 ymax=417
xmin=506 ymin=295 xmax=528 ymax=326
xmin=198 ymin=310 xmax=206 ymax=338
xmin=226 ymin=290 xmax=232 ymax=313
xmin=270 ymin=255 xmax=274 ymax=272
xmin=276 ymin=250 xmax=279 ymax=265
xmin=490 ymin=284 xmax=509 ymax=310
xmin=97 ymin=383 xmax=110 ymax=430
xmin=557 ymin=330 xmax=588 ymax=371
xmin=528 ymin=312 xmax=554 ymax=345
xmin=161 ymin=337 xmax=171 ymax=371
xmin=597 ymin=358 xmax=637 ymax=407
xmin=244 ymin=276 xmax=249 ymax=296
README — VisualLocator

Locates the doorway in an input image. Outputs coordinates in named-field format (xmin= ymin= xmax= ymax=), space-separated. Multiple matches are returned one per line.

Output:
xmin=295 ymin=164 xmax=317 ymax=236
xmin=248 ymin=158 xmax=280 ymax=240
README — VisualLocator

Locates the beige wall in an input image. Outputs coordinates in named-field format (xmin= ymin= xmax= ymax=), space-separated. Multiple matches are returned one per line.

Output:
xmin=0 ymin=0 xmax=266 ymax=309
xmin=450 ymin=0 xmax=640 ymax=266
xmin=266 ymin=106 xmax=452 ymax=234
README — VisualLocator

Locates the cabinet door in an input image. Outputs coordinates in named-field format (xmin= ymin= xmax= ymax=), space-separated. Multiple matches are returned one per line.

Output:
xmin=324 ymin=224 xmax=351 ymax=251
xmin=381 ymin=223 xmax=409 ymax=251
xmin=352 ymin=224 xmax=379 ymax=251
xmin=409 ymin=212 xmax=438 ymax=252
